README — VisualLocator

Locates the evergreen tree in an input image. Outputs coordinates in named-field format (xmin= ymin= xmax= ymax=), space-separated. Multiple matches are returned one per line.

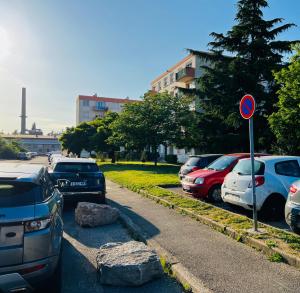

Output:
xmin=190 ymin=0 xmax=298 ymax=152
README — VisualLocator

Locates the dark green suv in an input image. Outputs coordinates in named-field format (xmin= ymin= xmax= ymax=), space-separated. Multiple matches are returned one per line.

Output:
xmin=49 ymin=158 xmax=106 ymax=204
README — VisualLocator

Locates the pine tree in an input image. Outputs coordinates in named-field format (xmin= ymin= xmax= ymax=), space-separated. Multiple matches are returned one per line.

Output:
xmin=191 ymin=0 xmax=298 ymax=152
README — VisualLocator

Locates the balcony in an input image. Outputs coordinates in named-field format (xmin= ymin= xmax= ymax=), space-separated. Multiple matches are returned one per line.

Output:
xmin=176 ymin=67 xmax=195 ymax=83
xmin=93 ymin=106 xmax=108 ymax=111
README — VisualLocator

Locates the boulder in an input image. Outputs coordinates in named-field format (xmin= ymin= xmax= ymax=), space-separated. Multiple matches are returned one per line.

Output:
xmin=75 ymin=202 xmax=119 ymax=227
xmin=96 ymin=241 xmax=163 ymax=286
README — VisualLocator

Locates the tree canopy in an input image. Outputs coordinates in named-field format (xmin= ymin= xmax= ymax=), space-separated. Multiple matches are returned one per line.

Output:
xmin=109 ymin=92 xmax=199 ymax=164
xmin=268 ymin=45 xmax=300 ymax=154
xmin=189 ymin=0 xmax=298 ymax=152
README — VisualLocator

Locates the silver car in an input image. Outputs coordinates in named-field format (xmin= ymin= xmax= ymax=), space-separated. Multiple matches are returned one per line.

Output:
xmin=0 ymin=163 xmax=63 ymax=292
xmin=285 ymin=180 xmax=300 ymax=234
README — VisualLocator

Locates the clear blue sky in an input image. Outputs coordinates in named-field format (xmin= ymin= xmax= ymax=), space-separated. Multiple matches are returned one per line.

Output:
xmin=0 ymin=0 xmax=299 ymax=133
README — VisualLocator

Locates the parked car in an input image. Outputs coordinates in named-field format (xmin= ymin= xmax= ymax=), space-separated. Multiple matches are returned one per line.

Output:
xmin=285 ymin=180 xmax=300 ymax=233
xmin=17 ymin=152 xmax=31 ymax=160
xmin=178 ymin=154 xmax=223 ymax=180
xmin=0 ymin=163 xmax=63 ymax=292
xmin=181 ymin=153 xmax=266 ymax=202
xmin=28 ymin=152 xmax=38 ymax=158
xmin=48 ymin=153 xmax=63 ymax=165
xmin=49 ymin=158 xmax=106 ymax=203
xmin=222 ymin=156 xmax=300 ymax=219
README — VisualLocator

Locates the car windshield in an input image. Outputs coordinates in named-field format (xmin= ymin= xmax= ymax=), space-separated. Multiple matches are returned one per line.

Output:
xmin=206 ymin=156 xmax=236 ymax=171
xmin=185 ymin=157 xmax=201 ymax=166
xmin=0 ymin=182 xmax=39 ymax=207
xmin=233 ymin=160 xmax=265 ymax=175
xmin=54 ymin=162 xmax=99 ymax=173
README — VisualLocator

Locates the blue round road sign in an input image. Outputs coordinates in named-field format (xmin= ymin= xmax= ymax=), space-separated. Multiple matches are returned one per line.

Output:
xmin=240 ymin=94 xmax=255 ymax=119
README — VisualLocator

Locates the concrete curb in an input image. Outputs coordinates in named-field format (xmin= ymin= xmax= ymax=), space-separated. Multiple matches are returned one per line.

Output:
xmin=137 ymin=189 xmax=300 ymax=270
xmin=118 ymin=211 xmax=213 ymax=293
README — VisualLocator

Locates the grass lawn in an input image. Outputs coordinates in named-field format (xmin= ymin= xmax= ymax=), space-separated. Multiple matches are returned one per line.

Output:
xmin=99 ymin=161 xmax=300 ymax=260
xmin=98 ymin=161 xmax=180 ymax=192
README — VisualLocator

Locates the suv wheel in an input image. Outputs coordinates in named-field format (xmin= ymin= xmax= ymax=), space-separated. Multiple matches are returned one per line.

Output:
xmin=290 ymin=225 xmax=300 ymax=235
xmin=208 ymin=185 xmax=222 ymax=202
xmin=260 ymin=195 xmax=285 ymax=221
xmin=41 ymin=253 xmax=62 ymax=293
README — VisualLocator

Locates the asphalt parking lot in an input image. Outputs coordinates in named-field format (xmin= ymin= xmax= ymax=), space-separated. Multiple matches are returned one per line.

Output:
xmin=61 ymin=207 xmax=182 ymax=293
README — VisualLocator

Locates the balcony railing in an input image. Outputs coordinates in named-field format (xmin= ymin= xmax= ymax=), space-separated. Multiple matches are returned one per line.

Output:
xmin=93 ymin=106 xmax=109 ymax=111
xmin=176 ymin=67 xmax=195 ymax=82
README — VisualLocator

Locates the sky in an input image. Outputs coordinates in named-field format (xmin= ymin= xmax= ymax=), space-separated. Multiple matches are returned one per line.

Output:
xmin=0 ymin=0 xmax=299 ymax=134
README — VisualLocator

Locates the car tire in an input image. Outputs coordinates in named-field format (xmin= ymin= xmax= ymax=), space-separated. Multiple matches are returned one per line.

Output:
xmin=42 ymin=252 xmax=62 ymax=293
xmin=260 ymin=194 xmax=286 ymax=221
xmin=290 ymin=225 xmax=300 ymax=235
xmin=208 ymin=185 xmax=222 ymax=202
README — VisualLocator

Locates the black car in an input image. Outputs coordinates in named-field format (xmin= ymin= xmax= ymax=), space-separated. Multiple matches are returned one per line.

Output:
xmin=49 ymin=158 xmax=106 ymax=204
xmin=178 ymin=154 xmax=223 ymax=180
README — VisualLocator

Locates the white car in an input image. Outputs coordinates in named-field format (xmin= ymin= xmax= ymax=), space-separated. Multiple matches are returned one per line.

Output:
xmin=221 ymin=156 xmax=300 ymax=219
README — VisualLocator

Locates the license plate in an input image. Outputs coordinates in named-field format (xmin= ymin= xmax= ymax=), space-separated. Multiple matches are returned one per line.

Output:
xmin=183 ymin=184 xmax=190 ymax=191
xmin=70 ymin=181 xmax=87 ymax=187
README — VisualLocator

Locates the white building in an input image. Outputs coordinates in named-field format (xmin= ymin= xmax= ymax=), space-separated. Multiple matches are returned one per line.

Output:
xmin=151 ymin=53 xmax=207 ymax=163
xmin=151 ymin=53 xmax=206 ymax=95
xmin=2 ymin=135 xmax=61 ymax=154
xmin=76 ymin=94 xmax=140 ymax=125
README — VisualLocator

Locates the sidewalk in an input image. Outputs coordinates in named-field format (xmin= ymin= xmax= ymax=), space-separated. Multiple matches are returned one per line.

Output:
xmin=106 ymin=180 xmax=300 ymax=293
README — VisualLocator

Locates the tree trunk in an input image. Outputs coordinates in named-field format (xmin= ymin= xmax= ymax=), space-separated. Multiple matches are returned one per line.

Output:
xmin=153 ymin=145 xmax=158 ymax=166
xmin=164 ymin=144 xmax=168 ymax=160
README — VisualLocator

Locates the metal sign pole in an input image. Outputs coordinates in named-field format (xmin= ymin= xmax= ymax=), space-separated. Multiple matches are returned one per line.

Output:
xmin=249 ymin=117 xmax=258 ymax=231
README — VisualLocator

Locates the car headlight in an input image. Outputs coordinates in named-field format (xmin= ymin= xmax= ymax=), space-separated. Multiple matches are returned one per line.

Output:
xmin=24 ymin=218 xmax=51 ymax=233
xmin=194 ymin=177 xmax=204 ymax=184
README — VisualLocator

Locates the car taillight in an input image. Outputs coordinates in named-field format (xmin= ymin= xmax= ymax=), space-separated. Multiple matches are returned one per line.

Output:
xmin=290 ymin=185 xmax=298 ymax=194
xmin=19 ymin=264 xmax=46 ymax=275
xmin=191 ymin=166 xmax=200 ymax=172
xmin=248 ymin=176 xmax=265 ymax=187
xmin=24 ymin=218 xmax=51 ymax=233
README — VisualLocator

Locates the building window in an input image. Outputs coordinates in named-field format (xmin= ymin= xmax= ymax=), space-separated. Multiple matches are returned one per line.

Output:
xmin=83 ymin=100 xmax=89 ymax=107
xmin=96 ymin=101 xmax=106 ymax=110
xmin=158 ymin=82 xmax=161 ymax=91
xmin=170 ymin=73 xmax=174 ymax=84
xmin=164 ymin=77 xmax=168 ymax=87
xmin=186 ymin=62 xmax=192 ymax=68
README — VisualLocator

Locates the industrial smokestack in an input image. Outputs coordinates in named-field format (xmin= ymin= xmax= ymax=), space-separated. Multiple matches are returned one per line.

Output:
xmin=20 ymin=87 xmax=27 ymax=134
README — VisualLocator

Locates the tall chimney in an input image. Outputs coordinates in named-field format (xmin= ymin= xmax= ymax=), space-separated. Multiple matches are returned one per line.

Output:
xmin=20 ymin=87 xmax=27 ymax=134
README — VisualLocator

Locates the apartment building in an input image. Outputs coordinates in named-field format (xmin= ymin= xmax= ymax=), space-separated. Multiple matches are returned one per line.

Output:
xmin=151 ymin=53 xmax=206 ymax=95
xmin=76 ymin=94 xmax=139 ymax=125
xmin=151 ymin=53 xmax=207 ymax=163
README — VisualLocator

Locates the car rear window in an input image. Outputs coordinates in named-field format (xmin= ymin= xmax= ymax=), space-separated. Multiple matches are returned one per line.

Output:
xmin=233 ymin=160 xmax=265 ymax=175
xmin=54 ymin=163 xmax=99 ymax=173
xmin=206 ymin=155 xmax=237 ymax=171
xmin=275 ymin=160 xmax=300 ymax=177
xmin=0 ymin=182 xmax=39 ymax=207
xmin=186 ymin=157 xmax=202 ymax=166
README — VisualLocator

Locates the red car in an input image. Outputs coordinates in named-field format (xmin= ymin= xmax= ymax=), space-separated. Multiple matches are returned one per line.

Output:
xmin=181 ymin=153 xmax=266 ymax=202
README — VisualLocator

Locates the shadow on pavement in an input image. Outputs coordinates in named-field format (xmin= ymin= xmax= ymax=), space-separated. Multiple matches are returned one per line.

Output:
xmin=61 ymin=209 xmax=182 ymax=293
xmin=106 ymin=198 xmax=161 ymax=240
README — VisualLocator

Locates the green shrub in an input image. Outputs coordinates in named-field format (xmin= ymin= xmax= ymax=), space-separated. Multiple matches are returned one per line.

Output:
xmin=165 ymin=154 xmax=178 ymax=164
xmin=268 ymin=252 xmax=284 ymax=263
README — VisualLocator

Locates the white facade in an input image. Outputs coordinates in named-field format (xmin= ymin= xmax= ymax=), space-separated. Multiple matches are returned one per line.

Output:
xmin=3 ymin=135 xmax=61 ymax=154
xmin=151 ymin=53 xmax=206 ymax=95
xmin=151 ymin=53 xmax=206 ymax=163
xmin=76 ymin=95 xmax=139 ymax=125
